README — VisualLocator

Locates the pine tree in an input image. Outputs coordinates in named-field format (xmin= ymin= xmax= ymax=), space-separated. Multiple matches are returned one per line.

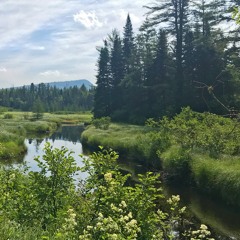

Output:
xmin=93 ymin=40 xmax=112 ymax=118
xmin=123 ymin=14 xmax=135 ymax=75
xmin=145 ymin=0 xmax=190 ymax=110
xmin=109 ymin=30 xmax=124 ymax=111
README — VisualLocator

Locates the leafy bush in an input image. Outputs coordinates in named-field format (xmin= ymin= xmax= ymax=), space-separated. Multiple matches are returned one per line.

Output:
xmin=160 ymin=145 xmax=191 ymax=182
xmin=92 ymin=117 xmax=111 ymax=130
xmin=0 ymin=146 xmax=214 ymax=239
xmin=148 ymin=107 xmax=240 ymax=157
xmin=4 ymin=113 xmax=13 ymax=119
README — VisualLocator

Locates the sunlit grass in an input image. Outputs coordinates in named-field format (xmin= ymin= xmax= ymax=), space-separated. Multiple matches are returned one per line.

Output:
xmin=191 ymin=154 xmax=240 ymax=206
xmin=0 ymin=111 xmax=93 ymax=161
xmin=81 ymin=123 xmax=153 ymax=161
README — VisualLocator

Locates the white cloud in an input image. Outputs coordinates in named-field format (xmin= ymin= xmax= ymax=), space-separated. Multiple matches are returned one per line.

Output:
xmin=25 ymin=44 xmax=45 ymax=51
xmin=40 ymin=70 xmax=61 ymax=77
xmin=0 ymin=67 xmax=7 ymax=72
xmin=73 ymin=10 xmax=103 ymax=29
xmin=0 ymin=0 xmax=149 ymax=87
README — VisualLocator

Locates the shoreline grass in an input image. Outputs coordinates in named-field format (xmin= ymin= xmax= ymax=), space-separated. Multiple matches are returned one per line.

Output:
xmin=81 ymin=123 xmax=156 ymax=163
xmin=81 ymin=119 xmax=240 ymax=208
xmin=0 ymin=111 xmax=92 ymax=162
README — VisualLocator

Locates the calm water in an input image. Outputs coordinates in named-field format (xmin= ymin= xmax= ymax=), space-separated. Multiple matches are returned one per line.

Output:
xmin=23 ymin=125 xmax=88 ymax=180
xmin=19 ymin=125 xmax=240 ymax=239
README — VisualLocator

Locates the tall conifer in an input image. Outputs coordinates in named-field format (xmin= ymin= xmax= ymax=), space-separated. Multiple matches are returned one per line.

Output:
xmin=93 ymin=40 xmax=112 ymax=118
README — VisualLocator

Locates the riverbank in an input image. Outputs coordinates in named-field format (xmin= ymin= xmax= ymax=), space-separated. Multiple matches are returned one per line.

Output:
xmin=81 ymin=123 xmax=158 ymax=165
xmin=0 ymin=111 xmax=92 ymax=161
xmin=81 ymin=109 xmax=240 ymax=209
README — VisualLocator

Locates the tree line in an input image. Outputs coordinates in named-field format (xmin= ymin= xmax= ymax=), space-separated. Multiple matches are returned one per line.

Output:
xmin=0 ymin=83 xmax=94 ymax=112
xmin=94 ymin=0 xmax=240 ymax=124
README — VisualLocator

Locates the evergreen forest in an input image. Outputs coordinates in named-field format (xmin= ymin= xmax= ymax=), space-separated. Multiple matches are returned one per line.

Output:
xmin=94 ymin=0 xmax=240 ymax=123
xmin=0 ymin=83 xmax=94 ymax=112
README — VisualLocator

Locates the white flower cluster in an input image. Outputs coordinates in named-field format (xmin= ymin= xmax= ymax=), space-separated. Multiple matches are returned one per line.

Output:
xmin=191 ymin=224 xmax=215 ymax=240
xmin=104 ymin=172 xmax=113 ymax=182
xmin=55 ymin=208 xmax=77 ymax=239
xmin=167 ymin=195 xmax=180 ymax=205
xmin=79 ymin=202 xmax=141 ymax=240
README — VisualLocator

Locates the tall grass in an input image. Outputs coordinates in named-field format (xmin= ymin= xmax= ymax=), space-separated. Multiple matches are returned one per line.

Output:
xmin=82 ymin=109 xmax=240 ymax=207
xmin=0 ymin=111 xmax=92 ymax=162
xmin=191 ymin=154 xmax=240 ymax=207
xmin=81 ymin=123 xmax=155 ymax=163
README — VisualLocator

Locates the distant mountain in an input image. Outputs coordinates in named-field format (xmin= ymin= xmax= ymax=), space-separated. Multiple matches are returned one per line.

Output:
xmin=4 ymin=79 xmax=94 ymax=90
xmin=46 ymin=79 xmax=94 ymax=90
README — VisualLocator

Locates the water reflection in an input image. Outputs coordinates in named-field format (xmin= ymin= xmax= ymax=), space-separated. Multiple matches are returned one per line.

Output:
xmin=49 ymin=125 xmax=84 ymax=143
xmin=20 ymin=125 xmax=240 ymax=238
xmin=165 ymin=185 xmax=240 ymax=239
xmin=23 ymin=125 xmax=87 ymax=179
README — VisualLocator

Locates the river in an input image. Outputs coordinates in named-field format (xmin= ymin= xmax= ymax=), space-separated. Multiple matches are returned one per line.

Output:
xmin=19 ymin=125 xmax=240 ymax=239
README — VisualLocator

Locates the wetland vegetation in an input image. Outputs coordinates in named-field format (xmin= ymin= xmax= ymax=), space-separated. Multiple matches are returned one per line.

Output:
xmin=0 ymin=110 xmax=91 ymax=161
xmin=1 ymin=0 xmax=240 ymax=239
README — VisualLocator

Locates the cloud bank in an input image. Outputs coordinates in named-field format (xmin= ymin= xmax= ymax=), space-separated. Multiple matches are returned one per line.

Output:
xmin=0 ymin=0 xmax=148 ymax=88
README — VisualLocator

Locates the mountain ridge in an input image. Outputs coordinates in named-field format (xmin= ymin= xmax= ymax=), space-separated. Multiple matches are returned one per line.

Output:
xmin=42 ymin=79 xmax=94 ymax=90
xmin=6 ymin=79 xmax=94 ymax=90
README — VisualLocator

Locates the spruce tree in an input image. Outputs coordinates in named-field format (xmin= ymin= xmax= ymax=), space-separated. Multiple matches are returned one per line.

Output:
xmin=123 ymin=14 xmax=135 ymax=75
xmin=93 ymin=40 xmax=112 ymax=118
xmin=145 ymin=0 xmax=190 ymax=110
xmin=109 ymin=30 xmax=124 ymax=112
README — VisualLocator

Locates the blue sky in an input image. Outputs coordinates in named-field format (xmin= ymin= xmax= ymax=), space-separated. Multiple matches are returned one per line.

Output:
xmin=0 ymin=0 xmax=148 ymax=88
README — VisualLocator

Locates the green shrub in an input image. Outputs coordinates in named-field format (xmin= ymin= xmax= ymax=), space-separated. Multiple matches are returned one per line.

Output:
xmin=92 ymin=117 xmax=111 ymax=130
xmin=160 ymin=145 xmax=191 ymax=182
xmin=0 ymin=146 xmax=214 ymax=239
xmin=3 ymin=113 xmax=13 ymax=119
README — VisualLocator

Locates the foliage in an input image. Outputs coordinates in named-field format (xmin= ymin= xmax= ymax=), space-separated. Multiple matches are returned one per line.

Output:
xmin=150 ymin=107 xmax=240 ymax=158
xmin=0 ymin=82 xmax=94 ymax=113
xmin=92 ymin=117 xmax=111 ymax=130
xmin=0 ymin=144 xmax=214 ymax=239
xmin=93 ymin=2 xmax=240 ymax=123
xmin=232 ymin=6 xmax=240 ymax=24
xmin=32 ymin=98 xmax=44 ymax=119
xmin=29 ymin=143 xmax=80 ymax=227
xmin=3 ymin=113 xmax=13 ymax=119
xmin=147 ymin=107 xmax=240 ymax=206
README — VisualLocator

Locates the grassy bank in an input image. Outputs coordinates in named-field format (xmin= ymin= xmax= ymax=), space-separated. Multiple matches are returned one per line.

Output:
xmin=81 ymin=123 xmax=155 ymax=163
xmin=0 ymin=111 xmax=92 ymax=161
xmin=191 ymin=154 xmax=240 ymax=207
xmin=82 ymin=109 xmax=240 ymax=207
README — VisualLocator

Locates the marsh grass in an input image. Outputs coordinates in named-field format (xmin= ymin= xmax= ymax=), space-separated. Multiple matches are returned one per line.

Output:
xmin=43 ymin=112 xmax=92 ymax=124
xmin=81 ymin=123 xmax=154 ymax=162
xmin=160 ymin=145 xmax=191 ymax=182
xmin=82 ymin=110 xmax=240 ymax=207
xmin=191 ymin=154 xmax=240 ymax=206
xmin=0 ymin=111 xmax=92 ymax=161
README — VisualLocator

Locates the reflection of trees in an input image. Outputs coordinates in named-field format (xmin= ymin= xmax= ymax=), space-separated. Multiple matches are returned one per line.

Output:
xmin=27 ymin=138 xmax=44 ymax=152
xmin=49 ymin=126 xmax=84 ymax=143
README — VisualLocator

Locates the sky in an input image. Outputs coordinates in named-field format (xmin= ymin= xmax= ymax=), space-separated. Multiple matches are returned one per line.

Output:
xmin=0 ymin=0 xmax=149 ymax=88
